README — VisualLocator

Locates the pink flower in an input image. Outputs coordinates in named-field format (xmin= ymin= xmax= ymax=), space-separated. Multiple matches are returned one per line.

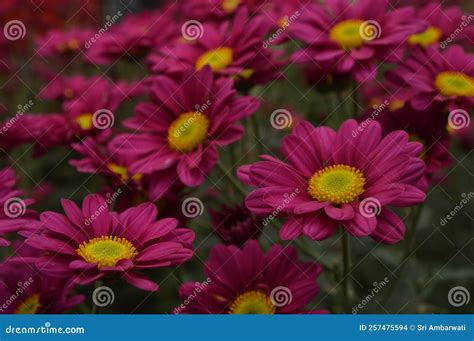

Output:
xmin=150 ymin=9 xmax=285 ymax=86
xmin=175 ymin=240 xmax=326 ymax=314
xmin=407 ymin=2 xmax=473 ymax=49
xmin=0 ymin=243 xmax=84 ymax=314
xmin=0 ymin=167 xmax=36 ymax=246
xmin=36 ymin=28 xmax=95 ymax=59
xmin=25 ymin=194 xmax=195 ymax=291
xmin=291 ymin=0 xmax=419 ymax=82
xmin=238 ymin=119 xmax=426 ymax=244
xmin=110 ymin=67 xmax=259 ymax=199
xmin=387 ymin=46 xmax=474 ymax=111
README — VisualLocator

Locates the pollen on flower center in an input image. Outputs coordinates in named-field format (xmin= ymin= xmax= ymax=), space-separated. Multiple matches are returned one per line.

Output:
xmin=196 ymin=47 xmax=234 ymax=72
xmin=222 ymin=0 xmax=240 ymax=13
xmin=108 ymin=163 xmax=143 ymax=183
xmin=408 ymin=26 xmax=442 ymax=47
xmin=228 ymin=291 xmax=276 ymax=314
xmin=329 ymin=19 xmax=364 ymax=50
xmin=167 ymin=112 xmax=210 ymax=152
xmin=308 ymin=164 xmax=366 ymax=204
xmin=434 ymin=71 xmax=474 ymax=97
xmin=15 ymin=294 xmax=41 ymax=314
xmin=76 ymin=236 xmax=138 ymax=268
xmin=75 ymin=113 xmax=94 ymax=130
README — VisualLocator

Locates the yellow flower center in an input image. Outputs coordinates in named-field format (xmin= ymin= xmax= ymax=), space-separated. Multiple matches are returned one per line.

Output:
xmin=57 ymin=39 xmax=80 ymax=53
xmin=388 ymin=99 xmax=405 ymax=111
xmin=167 ymin=112 xmax=210 ymax=152
xmin=228 ymin=291 xmax=276 ymax=314
xmin=75 ymin=113 xmax=94 ymax=130
xmin=222 ymin=0 xmax=240 ymax=13
xmin=15 ymin=294 xmax=41 ymax=314
xmin=329 ymin=19 xmax=364 ymax=50
xmin=196 ymin=47 xmax=234 ymax=72
xmin=434 ymin=71 xmax=474 ymax=97
xmin=64 ymin=88 xmax=74 ymax=98
xmin=108 ymin=163 xmax=143 ymax=183
xmin=76 ymin=236 xmax=138 ymax=268
xmin=308 ymin=164 xmax=366 ymax=204
xmin=408 ymin=26 xmax=442 ymax=47
xmin=233 ymin=68 xmax=255 ymax=81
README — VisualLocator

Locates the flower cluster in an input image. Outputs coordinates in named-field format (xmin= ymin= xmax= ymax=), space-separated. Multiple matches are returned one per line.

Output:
xmin=0 ymin=0 xmax=470 ymax=315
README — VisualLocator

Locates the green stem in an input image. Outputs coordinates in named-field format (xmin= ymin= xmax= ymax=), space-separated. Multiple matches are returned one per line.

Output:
xmin=341 ymin=229 xmax=352 ymax=306
xmin=216 ymin=161 xmax=247 ymax=197
xmin=350 ymin=80 xmax=359 ymax=118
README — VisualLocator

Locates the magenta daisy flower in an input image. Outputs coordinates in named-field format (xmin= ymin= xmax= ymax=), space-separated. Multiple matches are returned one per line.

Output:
xmin=388 ymin=46 xmax=474 ymax=111
xmin=0 ymin=244 xmax=84 ymax=314
xmin=209 ymin=204 xmax=263 ymax=247
xmin=175 ymin=240 xmax=325 ymax=314
xmin=0 ymin=167 xmax=36 ymax=246
xmin=36 ymin=27 xmax=94 ymax=59
xmin=25 ymin=194 xmax=195 ymax=291
xmin=360 ymin=102 xmax=452 ymax=188
xmin=109 ymin=67 xmax=259 ymax=197
xmin=85 ymin=10 xmax=178 ymax=65
xmin=291 ymin=0 xmax=419 ymax=82
xmin=150 ymin=9 xmax=284 ymax=86
xmin=407 ymin=2 xmax=473 ymax=48
xmin=238 ymin=119 xmax=427 ymax=244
